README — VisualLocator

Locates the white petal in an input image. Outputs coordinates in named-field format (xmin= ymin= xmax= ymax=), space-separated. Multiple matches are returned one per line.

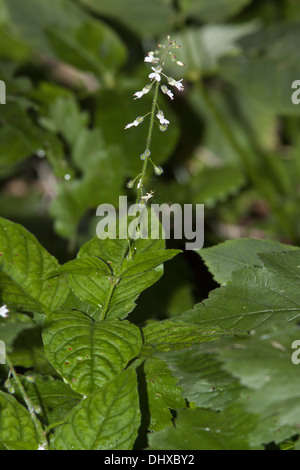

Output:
xmin=133 ymin=91 xmax=144 ymax=100
xmin=0 ymin=305 xmax=9 ymax=318
xmin=149 ymin=72 xmax=161 ymax=81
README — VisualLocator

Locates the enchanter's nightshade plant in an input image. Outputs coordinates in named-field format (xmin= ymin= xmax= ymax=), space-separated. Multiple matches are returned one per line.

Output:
xmin=125 ymin=36 xmax=184 ymax=201
xmin=0 ymin=36 xmax=185 ymax=451
xmin=2 ymin=23 xmax=300 ymax=451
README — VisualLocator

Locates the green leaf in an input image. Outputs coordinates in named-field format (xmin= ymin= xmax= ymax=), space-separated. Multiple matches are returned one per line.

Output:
xmin=50 ymin=131 xmax=124 ymax=239
xmin=0 ymin=314 xmax=34 ymax=348
xmin=191 ymin=166 xmax=246 ymax=207
xmin=200 ymin=238 xmax=296 ymax=284
xmin=68 ymin=235 xmax=176 ymax=320
xmin=80 ymin=0 xmax=173 ymax=37
xmin=1 ymin=440 xmax=39 ymax=450
xmin=180 ymin=0 xmax=252 ymax=22
xmin=39 ymin=96 xmax=89 ymax=147
xmin=0 ymin=390 xmax=39 ymax=445
xmin=120 ymin=250 xmax=181 ymax=278
xmin=166 ymin=23 xmax=259 ymax=79
xmin=11 ymin=375 xmax=82 ymax=425
xmin=157 ymin=346 xmax=243 ymax=411
xmin=141 ymin=320 xmax=227 ymax=355
xmin=8 ymin=327 xmax=56 ymax=375
xmin=198 ymin=322 xmax=300 ymax=445
xmin=144 ymin=358 xmax=186 ymax=432
xmin=180 ymin=250 xmax=300 ymax=331
xmin=0 ymin=103 xmax=65 ymax=174
xmin=4 ymin=0 xmax=126 ymax=76
xmin=51 ymin=368 xmax=140 ymax=450
xmin=148 ymin=405 xmax=260 ymax=450
xmin=44 ymin=257 xmax=112 ymax=279
xmin=0 ymin=217 xmax=69 ymax=312
xmin=219 ymin=55 xmax=300 ymax=116
xmin=42 ymin=310 xmax=143 ymax=395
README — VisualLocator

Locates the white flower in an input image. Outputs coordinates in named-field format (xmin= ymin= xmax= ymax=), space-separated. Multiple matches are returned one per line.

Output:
xmin=125 ymin=116 xmax=144 ymax=129
xmin=133 ymin=84 xmax=151 ymax=100
xmin=0 ymin=305 xmax=9 ymax=318
xmin=156 ymin=110 xmax=169 ymax=127
xmin=133 ymin=91 xmax=144 ymax=100
xmin=141 ymin=190 xmax=154 ymax=202
xmin=38 ymin=445 xmax=46 ymax=450
xmin=149 ymin=66 xmax=162 ymax=82
xmin=167 ymin=77 xmax=184 ymax=91
xmin=161 ymin=85 xmax=174 ymax=100
xmin=144 ymin=52 xmax=160 ymax=64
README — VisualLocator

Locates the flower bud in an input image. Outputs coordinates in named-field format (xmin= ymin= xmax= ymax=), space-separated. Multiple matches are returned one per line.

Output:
xmin=154 ymin=166 xmax=164 ymax=176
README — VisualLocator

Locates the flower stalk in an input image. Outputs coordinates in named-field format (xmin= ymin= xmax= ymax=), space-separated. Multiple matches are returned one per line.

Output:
xmin=125 ymin=36 xmax=184 ymax=205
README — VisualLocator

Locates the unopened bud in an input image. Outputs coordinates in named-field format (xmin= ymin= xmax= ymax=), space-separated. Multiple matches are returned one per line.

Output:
xmin=154 ymin=166 xmax=164 ymax=176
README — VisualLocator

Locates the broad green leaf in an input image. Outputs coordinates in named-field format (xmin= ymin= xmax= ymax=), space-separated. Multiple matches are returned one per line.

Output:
xmin=180 ymin=250 xmax=300 ymax=331
xmin=9 ymin=327 xmax=56 ymax=375
xmin=80 ymin=0 xmax=173 ymax=37
xmin=0 ymin=25 xmax=30 ymax=63
xmin=180 ymin=0 xmax=252 ymax=22
xmin=144 ymin=358 xmax=186 ymax=432
xmin=0 ymin=217 xmax=69 ymax=312
xmin=50 ymin=133 xmax=124 ymax=239
xmin=186 ymin=81 xmax=276 ymax=167
xmin=191 ymin=166 xmax=246 ymax=207
xmin=0 ymin=103 xmax=65 ymax=173
xmin=157 ymin=346 xmax=243 ymax=411
xmin=52 ymin=368 xmax=140 ymax=450
xmin=68 ymin=235 xmax=176 ymax=320
xmin=45 ymin=257 xmax=112 ymax=279
xmin=11 ymin=375 xmax=81 ymax=425
xmin=39 ymin=96 xmax=89 ymax=147
xmin=0 ymin=390 xmax=40 ymax=445
xmin=5 ymin=0 xmax=126 ymax=77
xmin=200 ymin=238 xmax=295 ymax=284
xmin=2 ymin=441 xmax=39 ymax=450
xmin=141 ymin=320 xmax=227 ymax=355
xmin=238 ymin=22 xmax=300 ymax=68
xmin=219 ymin=55 xmax=300 ymax=115
xmin=148 ymin=406 xmax=260 ymax=450
xmin=43 ymin=310 xmax=142 ymax=395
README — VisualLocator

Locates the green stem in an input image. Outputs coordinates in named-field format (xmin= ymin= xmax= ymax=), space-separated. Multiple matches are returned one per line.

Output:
xmin=6 ymin=355 xmax=47 ymax=448
xmin=135 ymin=79 xmax=160 ymax=205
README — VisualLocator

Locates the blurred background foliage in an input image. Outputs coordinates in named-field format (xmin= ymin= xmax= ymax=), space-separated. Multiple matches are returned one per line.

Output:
xmin=1 ymin=0 xmax=300 ymax=319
